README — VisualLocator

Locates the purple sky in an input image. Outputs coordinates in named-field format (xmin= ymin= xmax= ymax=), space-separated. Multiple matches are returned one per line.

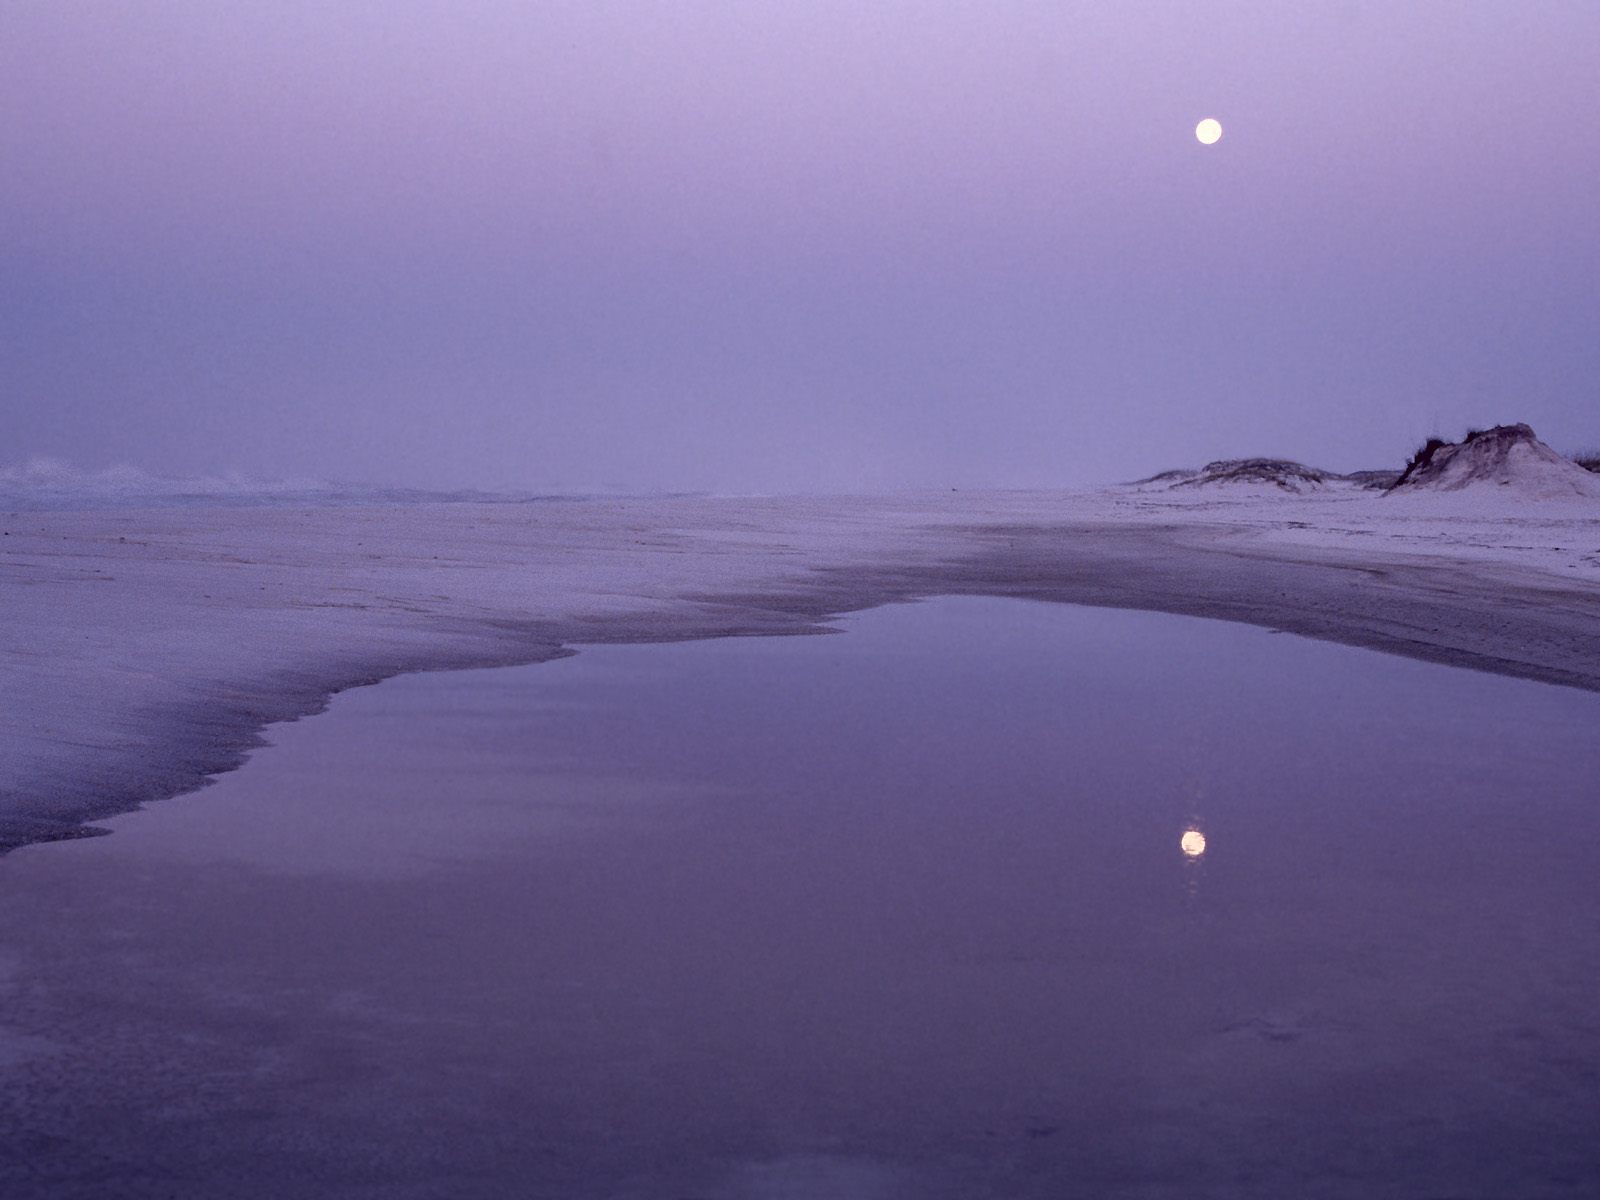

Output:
xmin=4 ymin=1 xmax=1597 ymax=491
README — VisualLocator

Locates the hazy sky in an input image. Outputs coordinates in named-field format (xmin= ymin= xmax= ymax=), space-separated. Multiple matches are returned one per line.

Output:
xmin=4 ymin=1 xmax=1597 ymax=492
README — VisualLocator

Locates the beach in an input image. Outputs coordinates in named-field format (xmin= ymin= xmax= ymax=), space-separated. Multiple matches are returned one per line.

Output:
xmin=5 ymin=487 xmax=1600 ymax=1195
xmin=4 ymin=487 xmax=1599 ymax=852
xmin=4 ymin=594 xmax=1600 ymax=1196
xmin=10 ymin=4 xmax=1599 ymax=1193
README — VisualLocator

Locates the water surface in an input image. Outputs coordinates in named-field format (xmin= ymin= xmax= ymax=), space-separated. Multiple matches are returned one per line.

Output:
xmin=1 ymin=598 xmax=1597 ymax=1198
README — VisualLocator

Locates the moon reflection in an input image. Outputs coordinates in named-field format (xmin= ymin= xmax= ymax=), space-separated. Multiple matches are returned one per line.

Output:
xmin=1180 ymin=828 xmax=1207 ymax=858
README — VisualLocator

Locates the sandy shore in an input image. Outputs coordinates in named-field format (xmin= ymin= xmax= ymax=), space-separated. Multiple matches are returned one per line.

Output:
xmin=6 ymin=598 xmax=1600 ymax=1198
xmin=3 ymin=487 xmax=1598 ymax=851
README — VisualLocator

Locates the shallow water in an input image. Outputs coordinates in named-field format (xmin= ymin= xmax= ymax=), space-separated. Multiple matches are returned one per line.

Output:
xmin=2 ymin=597 xmax=1598 ymax=1198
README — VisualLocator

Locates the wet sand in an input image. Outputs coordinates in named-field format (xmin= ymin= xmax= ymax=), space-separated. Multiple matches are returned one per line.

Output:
xmin=2 ymin=598 xmax=1598 ymax=1197
xmin=5 ymin=492 xmax=1600 ymax=853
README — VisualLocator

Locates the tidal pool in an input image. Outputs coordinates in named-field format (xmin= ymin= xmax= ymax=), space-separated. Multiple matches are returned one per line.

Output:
xmin=1 ymin=597 xmax=1597 ymax=1198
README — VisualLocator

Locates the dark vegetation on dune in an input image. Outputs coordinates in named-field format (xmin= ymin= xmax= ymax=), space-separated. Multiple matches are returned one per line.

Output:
xmin=1390 ymin=425 xmax=1541 ymax=490
xmin=1343 ymin=469 xmax=1402 ymax=489
xmin=1135 ymin=459 xmax=1398 ymax=492
xmin=1385 ymin=423 xmax=1600 ymax=496
xmin=1173 ymin=459 xmax=1335 ymax=491
xmin=1139 ymin=425 xmax=1600 ymax=496
xmin=1393 ymin=438 xmax=1454 ymax=489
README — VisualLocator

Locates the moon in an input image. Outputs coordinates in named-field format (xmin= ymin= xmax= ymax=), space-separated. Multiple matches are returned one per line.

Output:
xmin=1180 ymin=828 xmax=1207 ymax=858
xmin=1194 ymin=118 xmax=1222 ymax=146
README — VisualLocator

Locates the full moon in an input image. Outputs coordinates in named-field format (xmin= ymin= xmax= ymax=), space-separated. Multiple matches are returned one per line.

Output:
xmin=1195 ymin=118 xmax=1222 ymax=145
xmin=1180 ymin=828 xmax=1207 ymax=858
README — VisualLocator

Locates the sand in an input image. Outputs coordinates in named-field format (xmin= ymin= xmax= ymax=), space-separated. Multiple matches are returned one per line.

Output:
xmin=4 ymin=597 xmax=1599 ymax=1198
xmin=3 ymin=486 xmax=1598 ymax=850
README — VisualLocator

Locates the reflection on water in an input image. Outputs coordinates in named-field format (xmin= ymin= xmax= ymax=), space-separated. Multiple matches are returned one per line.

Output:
xmin=1180 ymin=824 xmax=1207 ymax=909
xmin=2 ymin=597 xmax=1600 ymax=1198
